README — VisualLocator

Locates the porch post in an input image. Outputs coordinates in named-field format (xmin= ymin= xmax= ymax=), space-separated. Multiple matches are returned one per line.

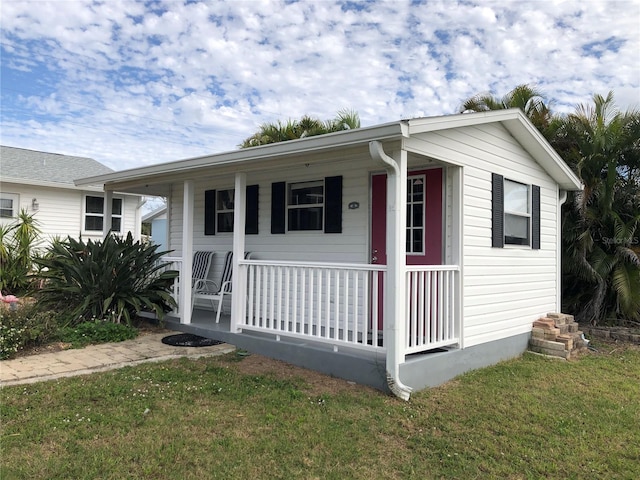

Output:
xmin=386 ymin=149 xmax=408 ymax=382
xmin=180 ymin=180 xmax=195 ymax=324
xmin=103 ymin=190 xmax=113 ymax=240
xmin=230 ymin=172 xmax=247 ymax=332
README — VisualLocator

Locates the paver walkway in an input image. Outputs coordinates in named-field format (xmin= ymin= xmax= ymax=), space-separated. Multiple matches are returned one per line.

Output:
xmin=0 ymin=332 xmax=235 ymax=387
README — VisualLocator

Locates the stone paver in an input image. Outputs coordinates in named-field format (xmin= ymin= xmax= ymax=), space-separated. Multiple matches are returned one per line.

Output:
xmin=0 ymin=332 xmax=235 ymax=387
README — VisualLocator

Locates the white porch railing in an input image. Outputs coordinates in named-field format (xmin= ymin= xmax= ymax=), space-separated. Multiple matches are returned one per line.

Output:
xmin=161 ymin=256 xmax=183 ymax=314
xmin=164 ymin=256 xmax=460 ymax=357
xmin=405 ymin=265 xmax=460 ymax=354
xmin=241 ymin=260 xmax=386 ymax=353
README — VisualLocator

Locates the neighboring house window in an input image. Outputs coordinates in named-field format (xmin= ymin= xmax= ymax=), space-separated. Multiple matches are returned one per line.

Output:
xmin=271 ymin=176 xmax=342 ymax=234
xmin=204 ymin=185 xmax=259 ymax=235
xmin=84 ymin=195 xmax=123 ymax=232
xmin=406 ymin=175 xmax=425 ymax=254
xmin=288 ymin=180 xmax=324 ymax=231
xmin=0 ymin=193 xmax=19 ymax=218
xmin=492 ymin=173 xmax=540 ymax=249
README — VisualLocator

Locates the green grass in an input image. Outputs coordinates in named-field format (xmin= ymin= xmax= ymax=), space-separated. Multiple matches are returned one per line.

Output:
xmin=2 ymin=341 xmax=639 ymax=479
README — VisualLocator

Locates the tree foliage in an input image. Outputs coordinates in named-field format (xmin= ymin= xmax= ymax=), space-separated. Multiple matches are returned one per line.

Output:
xmin=35 ymin=233 xmax=178 ymax=326
xmin=240 ymin=109 xmax=360 ymax=148
xmin=461 ymin=85 xmax=639 ymax=324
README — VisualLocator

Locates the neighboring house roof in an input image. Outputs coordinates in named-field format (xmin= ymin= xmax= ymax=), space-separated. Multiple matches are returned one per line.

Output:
xmin=75 ymin=110 xmax=582 ymax=192
xmin=142 ymin=206 xmax=167 ymax=223
xmin=1 ymin=145 xmax=113 ymax=189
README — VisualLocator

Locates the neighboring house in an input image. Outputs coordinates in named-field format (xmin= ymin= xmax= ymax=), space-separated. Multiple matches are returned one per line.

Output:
xmin=0 ymin=146 xmax=143 ymax=244
xmin=76 ymin=109 xmax=582 ymax=399
xmin=142 ymin=206 xmax=168 ymax=253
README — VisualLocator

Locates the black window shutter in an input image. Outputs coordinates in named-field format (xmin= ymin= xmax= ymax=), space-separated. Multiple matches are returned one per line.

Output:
xmin=324 ymin=175 xmax=343 ymax=233
xmin=204 ymin=189 xmax=216 ymax=235
xmin=271 ymin=182 xmax=286 ymax=234
xmin=491 ymin=173 xmax=504 ymax=248
xmin=245 ymin=184 xmax=259 ymax=235
xmin=532 ymin=185 xmax=541 ymax=250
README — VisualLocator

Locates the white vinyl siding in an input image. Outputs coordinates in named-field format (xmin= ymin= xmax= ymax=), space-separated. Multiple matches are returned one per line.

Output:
xmin=0 ymin=182 xmax=141 ymax=244
xmin=405 ymin=122 xmax=559 ymax=348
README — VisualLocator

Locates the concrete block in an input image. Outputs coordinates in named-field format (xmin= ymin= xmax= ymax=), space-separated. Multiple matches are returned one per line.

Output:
xmin=531 ymin=327 xmax=546 ymax=339
xmin=543 ymin=328 xmax=561 ymax=340
xmin=529 ymin=338 xmax=566 ymax=351
xmin=533 ymin=318 xmax=556 ymax=329
xmin=568 ymin=323 xmax=579 ymax=333
xmin=556 ymin=334 xmax=574 ymax=351
xmin=558 ymin=324 xmax=570 ymax=334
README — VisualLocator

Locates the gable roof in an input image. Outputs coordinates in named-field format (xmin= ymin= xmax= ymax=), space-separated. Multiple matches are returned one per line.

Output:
xmin=0 ymin=145 xmax=113 ymax=189
xmin=75 ymin=110 xmax=582 ymax=192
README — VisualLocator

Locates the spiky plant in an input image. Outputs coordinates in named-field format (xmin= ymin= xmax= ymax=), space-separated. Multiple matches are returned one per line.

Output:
xmin=35 ymin=233 xmax=178 ymax=325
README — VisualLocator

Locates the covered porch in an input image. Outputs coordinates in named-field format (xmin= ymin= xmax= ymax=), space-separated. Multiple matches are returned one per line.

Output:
xmin=97 ymin=135 xmax=465 ymax=397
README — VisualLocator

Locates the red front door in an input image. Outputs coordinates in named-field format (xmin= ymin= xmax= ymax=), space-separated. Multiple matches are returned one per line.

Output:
xmin=371 ymin=168 xmax=443 ymax=328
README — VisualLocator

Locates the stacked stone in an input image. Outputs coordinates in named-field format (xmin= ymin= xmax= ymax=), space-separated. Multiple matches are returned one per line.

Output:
xmin=529 ymin=313 xmax=588 ymax=359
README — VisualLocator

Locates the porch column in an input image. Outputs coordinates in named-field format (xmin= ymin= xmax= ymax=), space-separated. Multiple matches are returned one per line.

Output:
xmin=180 ymin=180 xmax=195 ymax=324
xmin=103 ymin=189 xmax=113 ymax=240
xmin=230 ymin=172 xmax=247 ymax=332
xmin=386 ymin=149 xmax=408 ymax=383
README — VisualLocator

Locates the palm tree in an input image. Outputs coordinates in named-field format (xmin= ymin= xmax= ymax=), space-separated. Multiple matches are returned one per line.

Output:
xmin=560 ymin=92 xmax=640 ymax=324
xmin=240 ymin=109 xmax=360 ymax=148
xmin=460 ymin=84 xmax=552 ymax=133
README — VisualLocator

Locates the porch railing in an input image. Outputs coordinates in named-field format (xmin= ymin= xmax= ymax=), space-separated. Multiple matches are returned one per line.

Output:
xmin=162 ymin=256 xmax=182 ymax=314
xmin=240 ymin=260 xmax=386 ymax=353
xmin=405 ymin=265 xmax=460 ymax=354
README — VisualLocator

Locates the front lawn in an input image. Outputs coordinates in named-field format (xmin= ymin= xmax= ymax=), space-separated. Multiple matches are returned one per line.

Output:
xmin=1 ymin=340 xmax=638 ymax=479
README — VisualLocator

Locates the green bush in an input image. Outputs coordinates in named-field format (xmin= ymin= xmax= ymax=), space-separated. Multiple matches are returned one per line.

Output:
xmin=36 ymin=233 xmax=178 ymax=326
xmin=56 ymin=320 xmax=138 ymax=348
xmin=0 ymin=305 xmax=59 ymax=359
xmin=0 ymin=210 xmax=42 ymax=295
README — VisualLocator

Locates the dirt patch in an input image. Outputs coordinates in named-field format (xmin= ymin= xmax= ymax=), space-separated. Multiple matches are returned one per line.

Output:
xmin=225 ymin=352 xmax=380 ymax=397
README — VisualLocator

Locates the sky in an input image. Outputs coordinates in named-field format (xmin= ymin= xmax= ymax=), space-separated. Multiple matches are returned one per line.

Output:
xmin=1 ymin=0 xmax=639 ymax=175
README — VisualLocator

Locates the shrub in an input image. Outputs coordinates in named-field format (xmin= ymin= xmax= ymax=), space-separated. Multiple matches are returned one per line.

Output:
xmin=35 ymin=233 xmax=178 ymax=326
xmin=0 ymin=305 xmax=59 ymax=359
xmin=0 ymin=210 xmax=42 ymax=295
xmin=56 ymin=320 xmax=138 ymax=348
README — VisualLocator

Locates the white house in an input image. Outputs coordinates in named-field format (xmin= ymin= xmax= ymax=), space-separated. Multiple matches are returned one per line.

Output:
xmin=0 ymin=146 xmax=144 ymax=244
xmin=76 ymin=110 xmax=582 ymax=399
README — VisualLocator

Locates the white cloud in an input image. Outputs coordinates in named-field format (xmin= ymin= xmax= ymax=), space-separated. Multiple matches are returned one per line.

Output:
xmin=0 ymin=0 xmax=638 ymax=171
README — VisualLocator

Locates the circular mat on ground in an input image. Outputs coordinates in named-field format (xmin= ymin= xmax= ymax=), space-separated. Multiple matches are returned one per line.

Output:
xmin=161 ymin=333 xmax=224 ymax=347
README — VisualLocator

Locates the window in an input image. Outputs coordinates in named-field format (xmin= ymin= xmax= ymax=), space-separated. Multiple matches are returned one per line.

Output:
xmin=406 ymin=175 xmax=425 ymax=254
xmin=504 ymin=179 xmax=530 ymax=245
xmin=204 ymin=185 xmax=259 ymax=235
xmin=492 ymin=173 xmax=540 ymax=249
xmin=216 ymin=189 xmax=235 ymax=233
xmin=271 ymin=176 xmax=342 ymax=234
xmin=84 ymin=195 xmax=122 ymax=232
xmin=0 ymin=194 xmax=19 ymax=219
xmin=288 ymin=180 xmax=324 ymax=231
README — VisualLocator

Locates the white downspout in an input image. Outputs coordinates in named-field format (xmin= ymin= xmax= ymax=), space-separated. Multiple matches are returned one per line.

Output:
xmin=557 ymin=189 xmax=568 ymax=312
xmin=369 ymin=140 xmax=412 ymax=401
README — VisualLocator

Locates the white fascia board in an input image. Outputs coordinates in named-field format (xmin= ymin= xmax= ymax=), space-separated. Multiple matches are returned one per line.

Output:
xmin=408 ymin=110 xmax=582 ymax=191
xmin=1 ymin=177 xmax=104 ymax=192
xmin=75 ymin=122 xmax=407 ymax=187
